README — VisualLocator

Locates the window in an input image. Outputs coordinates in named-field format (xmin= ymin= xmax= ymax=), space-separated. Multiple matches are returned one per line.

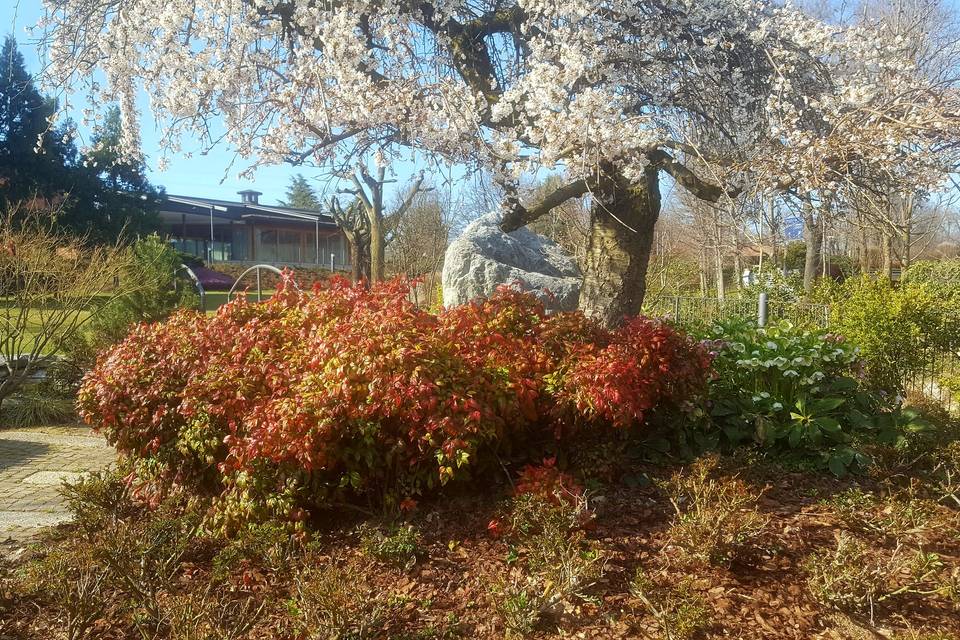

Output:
xmin=256 ymin=230 xmax=278 ymax=262
xmin=278 ymin=230 xmax=301 ymax=263
xmin=231 ymin=227 xmax=249 ymax=261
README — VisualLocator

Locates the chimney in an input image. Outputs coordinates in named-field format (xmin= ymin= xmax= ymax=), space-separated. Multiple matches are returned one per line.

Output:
xmin=237 ymin=189 xmax=262 ymax=204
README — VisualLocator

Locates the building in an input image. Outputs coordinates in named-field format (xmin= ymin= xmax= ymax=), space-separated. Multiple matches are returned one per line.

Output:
xmin=158 ymin=190 xmax=350 ymax=270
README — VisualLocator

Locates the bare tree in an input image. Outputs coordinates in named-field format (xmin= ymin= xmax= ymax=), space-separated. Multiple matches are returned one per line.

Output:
xmin=335 ymin=163 xmax=428 ymax=283
xmin=0 ymin=210 xmax=134 ymax=410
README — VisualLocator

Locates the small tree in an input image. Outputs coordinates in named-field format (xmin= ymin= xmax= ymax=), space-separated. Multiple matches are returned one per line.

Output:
xmin=0 ymin=211 xmax=134 ymax=410
xmin=334 ymin=163 xmax=428 ymax=283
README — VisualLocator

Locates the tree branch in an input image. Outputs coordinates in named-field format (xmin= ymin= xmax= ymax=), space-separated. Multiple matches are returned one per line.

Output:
xmin=499 ymin=178 xmax=591 ymax=232
xmin=648 ymin=149 xmax=738 ymax=202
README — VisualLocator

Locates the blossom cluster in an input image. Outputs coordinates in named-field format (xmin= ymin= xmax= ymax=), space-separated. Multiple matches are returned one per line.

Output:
xmin=37 ymin=0 xmax=959 ymax=198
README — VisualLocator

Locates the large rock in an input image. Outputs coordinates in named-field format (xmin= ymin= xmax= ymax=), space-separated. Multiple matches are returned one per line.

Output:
xmin=442 ymin=211 xmax=581 ymax=312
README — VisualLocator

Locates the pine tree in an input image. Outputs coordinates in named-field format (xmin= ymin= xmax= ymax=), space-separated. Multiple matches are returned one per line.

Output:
xmin=0 ymin=35 xmax=69 ymax=208
xmin=0 ymin=37 xmax=159 ymax=241
xmin=280 ymin=174 xmax=321 ymax=210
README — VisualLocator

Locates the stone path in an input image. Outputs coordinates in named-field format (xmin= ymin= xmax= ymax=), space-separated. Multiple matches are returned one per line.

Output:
xmin=0 ymin=425 xmax=115 ymax=548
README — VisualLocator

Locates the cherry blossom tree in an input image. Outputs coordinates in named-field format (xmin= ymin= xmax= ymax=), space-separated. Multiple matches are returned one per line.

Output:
xmin=39 ymin=0 xmax=960 ymax=326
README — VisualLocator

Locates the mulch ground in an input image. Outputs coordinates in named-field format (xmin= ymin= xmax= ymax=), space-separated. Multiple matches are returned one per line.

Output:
xmin=1 ymin=462 xmax=958 ymax=639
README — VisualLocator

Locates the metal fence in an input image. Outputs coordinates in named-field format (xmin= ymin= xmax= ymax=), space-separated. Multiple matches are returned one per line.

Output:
xmin=643 ymin=295 xmax=830 ymax=330
xmin=902 ymin=320 xmax=960 ymax=410
xmin=643 ymin=295 xmax=959 ymax=410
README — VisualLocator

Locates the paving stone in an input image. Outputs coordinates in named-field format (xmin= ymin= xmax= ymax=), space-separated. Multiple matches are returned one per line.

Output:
xmin=21 ymin=471 xmax=83 ymax=487
xmin=0 ymin=426 xmax=114 ymax=551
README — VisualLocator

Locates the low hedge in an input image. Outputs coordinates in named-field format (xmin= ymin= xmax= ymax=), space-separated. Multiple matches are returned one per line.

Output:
xmin=78 ymin=275 xmax=710 ymax=531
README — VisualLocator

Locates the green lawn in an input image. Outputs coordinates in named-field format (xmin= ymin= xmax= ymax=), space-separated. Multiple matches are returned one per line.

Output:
xmin=1 ymin=302 xmax=93 ymax=355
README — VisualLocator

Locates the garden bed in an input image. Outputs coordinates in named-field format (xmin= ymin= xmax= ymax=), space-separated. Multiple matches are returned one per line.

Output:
xmin=1 ymin=452 xmax=958 ymax=640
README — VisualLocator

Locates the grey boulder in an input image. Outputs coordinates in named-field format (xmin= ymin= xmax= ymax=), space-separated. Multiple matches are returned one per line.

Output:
xmin=441 ymin=211 xmax=581 ymax=312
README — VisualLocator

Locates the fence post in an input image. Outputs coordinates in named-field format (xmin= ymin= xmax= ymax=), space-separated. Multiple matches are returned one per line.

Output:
xmin=673 ymin=297 xmax=680 ymax=324
xmin=758 ymin=292 xmax=768 ymax=328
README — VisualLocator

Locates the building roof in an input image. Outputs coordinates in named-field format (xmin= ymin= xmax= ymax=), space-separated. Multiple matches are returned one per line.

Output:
xmin=160 ymin=194 xmax=339 ymax=228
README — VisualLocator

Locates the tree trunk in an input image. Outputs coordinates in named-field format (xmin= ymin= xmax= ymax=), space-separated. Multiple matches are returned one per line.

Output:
xmin=369 ymin=214 xmax=385 ymax=283
xmin=858 ymin=223 xmax=869 ymax=273
xmin=733 ymin=247 xmax=743 ymax=292
xmin=901 ymin=194 xmax=913 ymax=281
xmin=579 ymin=164 xmax=661 ymax=328
xmin=698 ymin=245 xmax=708 ymax=296
xmin=881 ymin=231 xmax=893 ymax=280
xmin=348 ymin=236 xmax=363 ymax=283
xmin=802 ymin=205 xmax=821 ymax=296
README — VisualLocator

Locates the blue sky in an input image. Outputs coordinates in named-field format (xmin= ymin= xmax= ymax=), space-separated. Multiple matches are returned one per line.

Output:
xmin=0 ymin=1 xmax=422 ymax=206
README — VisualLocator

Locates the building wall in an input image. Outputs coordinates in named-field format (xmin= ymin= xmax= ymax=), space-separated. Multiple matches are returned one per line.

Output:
xmin=168 ymin=222 xmax=350 ymax=269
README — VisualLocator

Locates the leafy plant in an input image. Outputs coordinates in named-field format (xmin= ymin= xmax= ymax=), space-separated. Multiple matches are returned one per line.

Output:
xmin=491 ymin=491 xmax=602 ymax=635
xmin=704 ymin=319 xmax=896 ymax=475
xmin=493 ymin=583 xmax=541 ymax=639
xmin=0 ymin=382 xmax=76 ymax=427
xmin=360 ymin=523 xmax=421 ymax=568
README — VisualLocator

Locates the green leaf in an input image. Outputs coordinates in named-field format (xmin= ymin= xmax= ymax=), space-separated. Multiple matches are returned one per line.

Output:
xmin=828 ymin=456 xmax=848 ymax=477
xmin=811 ymin=397 xmax=845 ymax=413
xmin=814 ymin=417 xmax=842 ymax=434
xmin=788 ymin=426 xmax=803 ymax=448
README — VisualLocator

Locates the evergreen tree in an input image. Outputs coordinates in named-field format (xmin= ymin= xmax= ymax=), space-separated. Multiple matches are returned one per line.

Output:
xmin=0 ymin=35 xmax=70 ymax=209
xmin=280 ymin=174 xmax=321 ymax=210
xmin=0 ymin=36 xmax=159 ymax=241
xmin=80 ymin=106 xmax=161 ymax=237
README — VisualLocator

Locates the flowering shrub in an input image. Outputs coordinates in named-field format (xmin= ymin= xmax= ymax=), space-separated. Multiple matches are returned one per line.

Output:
xmin=78 ymin=275 xmax=709 ymax=530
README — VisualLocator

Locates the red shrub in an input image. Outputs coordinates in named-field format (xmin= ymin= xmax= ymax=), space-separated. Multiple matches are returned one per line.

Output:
xmin=513 ymin=458 xmax=583 ymax=504
xmin=77 ymin=275 xmax=710 ymax=529
xmin=560 ymin=316 xmax=713 ymax=429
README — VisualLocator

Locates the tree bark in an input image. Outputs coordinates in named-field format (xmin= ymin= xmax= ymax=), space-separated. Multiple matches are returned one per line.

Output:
xmin=881 ymin=231 xmax=893 ymax=280
xmin=858 ymin=222 xmax=869 ymax=273
xmin=802 ymin=204 xmax=821 ymax=296
xmin=369 ymin=214 xmax=385 ymax=283
xmin=579 ymin=163 xmax=661 ymax=327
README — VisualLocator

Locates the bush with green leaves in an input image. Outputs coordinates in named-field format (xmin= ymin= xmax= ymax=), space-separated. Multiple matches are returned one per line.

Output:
xmin=828 ymin=276 xmax=958 ymax=394
xmin=702 ymin=319 xmax=915 ymax=475
xmin=61 ymin=233 xmax=198 ymax=383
